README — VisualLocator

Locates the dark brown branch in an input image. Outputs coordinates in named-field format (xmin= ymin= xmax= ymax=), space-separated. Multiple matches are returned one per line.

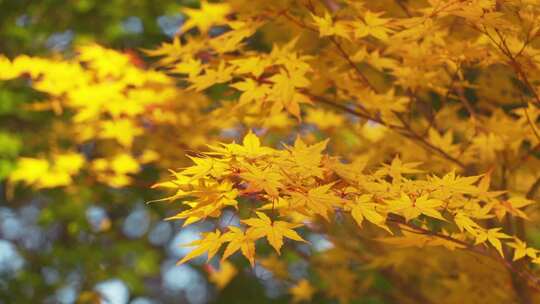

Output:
xmin=478 ymin=26 xmax=540 ymax=107
xmin=394 ymin=0 xmax=412 ymax=17
xmin=307 ymin=92 xmax=468 ymax=169
xmin=329 ymin=37 xmax=377 ymax=92
xmin=526 ymin=176 xmax=540 ymax=200
xmin=386 ymin=216 xmax=540 ymax=292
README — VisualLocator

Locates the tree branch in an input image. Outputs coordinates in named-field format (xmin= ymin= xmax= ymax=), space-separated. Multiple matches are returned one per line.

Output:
xmin=386 ymin=215 xmax=540 ymax=292
xmin=526 ymin=176 xmax=540 ymax=200
xmin=307 ymin=92 xmax=468 ymax=169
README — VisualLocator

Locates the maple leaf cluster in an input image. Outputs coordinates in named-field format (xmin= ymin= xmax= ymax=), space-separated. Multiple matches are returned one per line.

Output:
xmin=157 ymin=131 xmax=537 ymax=266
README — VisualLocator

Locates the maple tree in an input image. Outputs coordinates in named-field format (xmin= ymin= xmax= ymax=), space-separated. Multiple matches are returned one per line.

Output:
xmin=4 ymin=0 xmax=540 ymax=303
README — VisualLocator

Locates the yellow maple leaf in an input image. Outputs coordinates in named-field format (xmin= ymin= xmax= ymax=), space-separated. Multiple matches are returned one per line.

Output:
xmin=10 ymin=153 xmax=86 ymax=189
xmin=471 ymin=133 xmax=505 ymax=161
xmin=305 ymin=108 xmax=345 ymax=130
xmin=429 ymin=129 xmax=460 ymax=157
xmin=221 ymin=226 xmax=256 ymax=266
xmin=222 ymin=130 xmax=275 ymax=158
xmin=260 ymin=254 xmax=289 ymax=279
xmin=181 ymin=0 xmax=231 ymax=34
xmin=178 ymin=230 xmax=224 ymax=265
xmin=454 ymin=212 xmax=481 ymax=234
xmin=354 ymin=11 xmax=392 ymax=41
xmin=231 ymin=78 xmax=271 ymax=106
xmin=387 ymin=193 xmax=445 ymax=221
xmin=492 ymin=196 xmax=535 ymax=221
xmin=350 ymin=194 xmax=391 ymax=233
xmin=431 ymin=170 xmax=481 ymax=194
xmin=171 ymin=57 xmax=202 ymax=78
xmin=230 ymin=57 xmax=270 ymax=78
xmin=383 ymin=156 xmax=423 ymax=182
xmin=243 ymin=212 xmax=307 ymax=254
xmin=240 ymin=163 xmax=283 ymax=197
xmin=0 ymin=56 xmax=20 ymax=80
xmin=189 ymin=61 xmax=234 ymax=91
xmin=100 ymin=119 xmax=142 ymax=147
xmin=311 ymin=12 xmax=351 ymax=39
xmin=209 ymin=21 xmax=259 ymax=53
xmin=36 ymin=171 xmax=72 ymax=188
xmin=208 ymin=261 xmax=237 ymax=290
xmin=268 ymin=70 xmax=311 ymax=119
xmin=10 ymin=158 xmax=51 ymax=185
xmin=54 ymin=153 xmax=85 ymax=175
xmin=474 ymin=228 xmax=512 ymax=257
xmin=284 ymin=136 xmax=329 ymax=179
xmin=182 ymin=156 xmax=229 ymax=180
xmin=507 ymin=238 xmax=538 ymax=261
xmin=289 ymin=183 xmax=342 ymax=220
xmin=164 ymin=180 xmax=238 ymax=224
xmin=110 ymin=153 xmax=139 ymax=175
xmin=290 ymin=279 xmax=315 ymax=303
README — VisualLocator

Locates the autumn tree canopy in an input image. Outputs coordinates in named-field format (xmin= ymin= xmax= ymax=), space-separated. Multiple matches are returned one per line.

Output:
xmin=3 ymin=0 xmax=540 ymax=303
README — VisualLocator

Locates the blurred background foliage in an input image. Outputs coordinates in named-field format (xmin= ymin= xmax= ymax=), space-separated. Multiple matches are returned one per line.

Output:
xmin=0 ymin=0 xmax=188 ymax=56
